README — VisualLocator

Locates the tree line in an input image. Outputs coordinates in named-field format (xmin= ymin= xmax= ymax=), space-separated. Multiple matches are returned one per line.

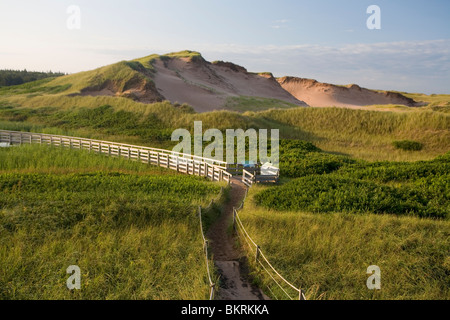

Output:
xmin=0 ymin=69 xmax=66 ymax=87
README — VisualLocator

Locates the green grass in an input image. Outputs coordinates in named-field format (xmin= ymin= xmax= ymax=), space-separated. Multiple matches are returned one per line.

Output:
xmin=257 ymin=107 xmax=450 ymax=161
xmin=392 ymin=140 xmax=423 ymax=151
xmin=238 ymin=185 xmax=450 ymax=300
xmin=224 ymin=96 xmax=300 ymax=112
xmin=236 ymin=151 xmax=449 ymax=300
xmin=401 ymin=92 xmax=450 ymax=108
xmin=1 ymin=102 xmax=448 ymax=162
xmin=0 ymin=144 xmax=224 ymax=299
xmin=257 ymin=152 xmax=449 ymax=218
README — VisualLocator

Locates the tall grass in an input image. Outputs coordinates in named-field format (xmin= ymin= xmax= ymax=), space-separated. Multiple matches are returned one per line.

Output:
xmin=0 ymin=145 xmax=224 ymax=299
xmin=1 ymin=94 xmax=448 ymax=162
xmin=258 ymin=107 xmax=450 ymax=161
xmin=238 ymin=185 xmax=450 ymax=300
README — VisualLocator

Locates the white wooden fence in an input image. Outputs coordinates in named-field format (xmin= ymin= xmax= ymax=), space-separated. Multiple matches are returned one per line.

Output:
xmin=0 ymin=130 xmax=232 ymax=183
xmin=242 ymin=168 xmax=280 ymax=187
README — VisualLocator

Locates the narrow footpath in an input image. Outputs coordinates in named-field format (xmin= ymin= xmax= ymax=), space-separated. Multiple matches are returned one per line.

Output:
xmin=206 ymin=177 xmax=269 ymax=300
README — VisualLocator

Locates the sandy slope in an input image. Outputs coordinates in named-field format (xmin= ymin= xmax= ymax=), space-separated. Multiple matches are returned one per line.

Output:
xmin=72 ymin=51 xmax=419 ymax=112
xmin=278 ymin=77 xmax=417 ymax=108
xmin=153 ymin=58 xmax=307 ymax=112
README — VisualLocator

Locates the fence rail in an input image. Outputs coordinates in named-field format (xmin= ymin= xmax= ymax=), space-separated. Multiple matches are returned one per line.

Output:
xmin=233 ymin=188 xmax=307 ymax=301
xmin=0 ymin=130 xmax=232 ymax=183
xmin=242 ymin=169 xmax=255 ymax=187
xmin=0 ymin=129 xmax=232 ymax=300
xmin=242 ymin=168 xmax=280 ymax=187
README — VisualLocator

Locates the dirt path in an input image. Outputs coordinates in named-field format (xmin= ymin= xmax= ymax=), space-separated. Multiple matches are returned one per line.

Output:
xmin=206 ymin=177 xmax=269 ymax=300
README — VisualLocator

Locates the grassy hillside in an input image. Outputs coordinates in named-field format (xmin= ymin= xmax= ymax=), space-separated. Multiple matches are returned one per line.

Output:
xmin=401 ymin=92 xmax=450 ymax=109
xmin=257 ymin=107 xmax=449 ymax=161
xmin=237 ymin=152 xmax=449 ymax=300
xmin=0 ymin=144 xmax=224 ymax=299
xmin=1 ymin=99 xmax=448 ymax=162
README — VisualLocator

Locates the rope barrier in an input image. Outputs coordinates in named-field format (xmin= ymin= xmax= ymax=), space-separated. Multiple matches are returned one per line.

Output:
xmin=198 ymin=186 xmax=226 ymax=300
xmin=233 ymin=186 xmax=308 ymax=301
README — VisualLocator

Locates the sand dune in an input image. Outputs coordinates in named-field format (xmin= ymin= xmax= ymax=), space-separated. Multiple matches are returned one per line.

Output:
xmin=153 ymin=57 xmax=307 ymax=112
xmin=69 ymin=51 xmax=419 ymax=112
xmin=277 ymin=77 xmax=417 ymax=108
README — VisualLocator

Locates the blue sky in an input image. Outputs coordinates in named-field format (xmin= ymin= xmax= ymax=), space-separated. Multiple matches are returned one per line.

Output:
xmin=0 ymin=0 xmax=449 ymax=93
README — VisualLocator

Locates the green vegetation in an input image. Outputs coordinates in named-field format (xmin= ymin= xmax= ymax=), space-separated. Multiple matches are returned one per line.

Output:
xmin=224 ymin=96 xmax=299 ymax=112
xmin=0 ymin=52 xmax=448 ymax=300
xmin=236 ymin=148 xmax=449 ymax=299
xmin=401 ymin=92 xmax=450 ymax=108
xmin=279 ymin=140 xmax=355 ymax=178
xmin=239 ymin=190 xmax=450 ymax=300
xmin=0 ymin=70 xmax=65 ymax=87
xmin=0 ymin=101 xmax=448 ymax=161
xmin=259 ymin=107 xmax=449 ymax=161
xmin=0 ymin=144 xmax=223 ymax=299
xmin=392 ymin=140 xmax=423 ymax=151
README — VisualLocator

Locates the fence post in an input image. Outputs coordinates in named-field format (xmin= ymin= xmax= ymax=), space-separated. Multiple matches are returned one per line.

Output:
xmin=210 ymin=283 xmax=215 ymax=300
xmin=299 ymin=289 xmax=306 ymax=300
xmin=256 ymin=245 xmax=261 ymax=262
xmin=233 ymin=208 xmax=236 ymax=231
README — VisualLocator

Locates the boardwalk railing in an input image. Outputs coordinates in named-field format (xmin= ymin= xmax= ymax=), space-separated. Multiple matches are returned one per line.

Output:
xmin=242 ymin=168 xmax=280 ymax=187
xmin=242 ymin=169 xmax=255 ymax=187
xmin=0 ymin=129 xmax=232 ymax=299
xmin=0 ymin=130 xmax=232 ymax=183
xmin=233 ymin=189 xmax=307 ymax=301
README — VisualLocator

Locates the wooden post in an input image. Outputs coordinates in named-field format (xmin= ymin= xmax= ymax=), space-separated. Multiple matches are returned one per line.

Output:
xmin=233 ymin=208 xmax=236 ymax=231
xmin=210 ymin=283 xmax=215 ymax=300
xmin=299 ymin=289 xmax=306 ymax=300
xmin=255 ymin=245 xmax=261 ymax=262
